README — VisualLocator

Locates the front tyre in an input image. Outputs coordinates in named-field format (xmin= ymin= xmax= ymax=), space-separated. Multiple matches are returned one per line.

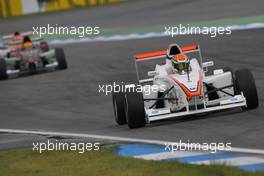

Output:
xmin=235 ymin=69 xmax=258 ymax=109
xmin=112 ymin=91 xmax=127 ymax=125
xmin=0 ymin=59 xmax=7 ymax=80
xmin=125 ymin=91 xmax=146 ymax=129
xmin=55 ymin=48 xmax=68 ymax=70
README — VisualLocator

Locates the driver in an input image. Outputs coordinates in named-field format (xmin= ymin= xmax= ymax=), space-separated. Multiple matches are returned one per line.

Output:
xmin=22 ymin=41 xmax=33 ymax=50
xmin=22 ymin=36 xmax=33 ymax=50
xmin=171 ymin=53 xmax=190 ymax=73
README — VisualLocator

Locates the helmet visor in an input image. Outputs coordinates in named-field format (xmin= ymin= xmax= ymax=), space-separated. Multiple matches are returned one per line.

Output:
xmin=172 ymin=62 xmax=189 ymax=72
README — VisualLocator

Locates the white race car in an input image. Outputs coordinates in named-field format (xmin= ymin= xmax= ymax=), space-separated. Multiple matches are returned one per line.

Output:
xmin=112 ymin=44 xmax=259 ymax=128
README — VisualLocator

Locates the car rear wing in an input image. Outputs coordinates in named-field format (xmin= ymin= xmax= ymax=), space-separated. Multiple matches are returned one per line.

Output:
xmin=2 ymin=32 xmax=44 ymax=46
xmin=134 ymin=45 xmax=201 ymax=83
xmin=2 ymin=31 xmax=34 ymax=41
xmin=134 ymin=45 xmax=200 ymax=61
xmin=7 ymin=37 xmax=43 ymax=46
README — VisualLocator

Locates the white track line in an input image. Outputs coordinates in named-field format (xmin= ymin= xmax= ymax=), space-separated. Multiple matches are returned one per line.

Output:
xmin=48 ymin=22 xmax=264 ymax=45
xmin=134 ymin=151 xmax=207 ymax=160
xmin=192 ymin=156 xmax=264 ymax=166
xmin=0 ymin=128 xmax=264 ymax=155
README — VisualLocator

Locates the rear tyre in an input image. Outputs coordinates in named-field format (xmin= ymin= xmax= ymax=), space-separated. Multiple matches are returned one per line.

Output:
xmin=235 ymin=69 xmax=258 ymax=109
xmin=0 ymin=59 xmax=7 ymax=80
xmin=55 ymin=48 xmax=67 ymax=70
xmin=112 ymin=91 xmax=127 ymax=125
xmin=125 ymin=91 xmax=146 ymax=129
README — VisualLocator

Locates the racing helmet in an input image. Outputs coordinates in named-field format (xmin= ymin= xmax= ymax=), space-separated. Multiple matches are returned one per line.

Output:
xmin=22 ymin=41 xmax=33 ymax=50
xmin=23 ymin=41 xmax=33 ymax=47
xmin=22 ymin=36 xmax=33 ymax=49
xmin=171 ymin=54 xmax=189 ymax=72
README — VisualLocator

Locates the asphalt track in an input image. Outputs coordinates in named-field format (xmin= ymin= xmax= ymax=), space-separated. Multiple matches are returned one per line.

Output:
xmin=0 ymin=0 xmax=264 ymax=149
xmin=1 ymin=0 xmax=264 ymax=34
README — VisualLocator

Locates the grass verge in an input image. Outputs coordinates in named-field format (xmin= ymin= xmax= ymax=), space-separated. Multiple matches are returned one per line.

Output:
xmin=0 ymin=146 xmax=264 ymax=176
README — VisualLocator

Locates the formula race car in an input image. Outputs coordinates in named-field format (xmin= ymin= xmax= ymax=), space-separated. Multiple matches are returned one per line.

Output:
xmin=0 ymin=31 xmax=49 ymax=58
xmin=0 ymin=35 xmax=67 ymax=80
xmin=112 ymin=44 xmax=258 ymax=128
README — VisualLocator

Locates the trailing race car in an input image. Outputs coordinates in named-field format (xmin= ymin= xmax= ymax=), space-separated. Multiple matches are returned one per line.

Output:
xmin=0 ymin=31 xmax=49 ymax=58
xmin=0 ymin=35 xmax=67 ymax=80
xmin=112 ymin=44 xmax=259 ymax=128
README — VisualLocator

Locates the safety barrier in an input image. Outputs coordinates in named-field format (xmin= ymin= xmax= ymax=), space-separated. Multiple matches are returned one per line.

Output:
xmin=0 ymin=0 xmax=122 ymax=18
